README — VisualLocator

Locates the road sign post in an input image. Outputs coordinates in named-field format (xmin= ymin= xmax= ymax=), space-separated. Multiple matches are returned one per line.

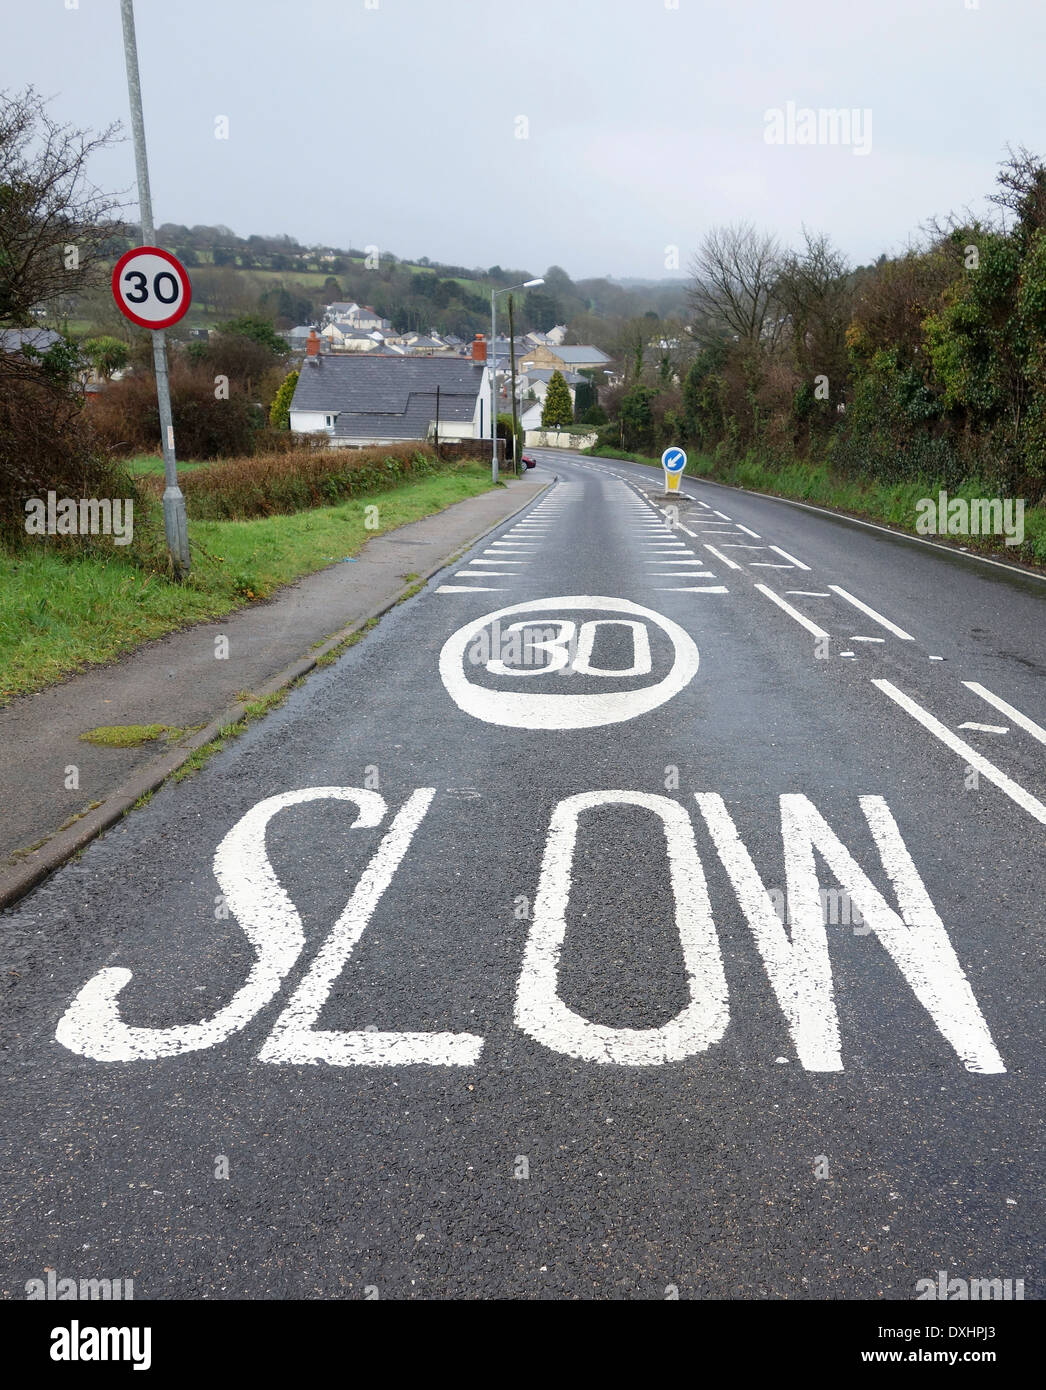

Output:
xmin=661 ymin=445 xmax=687 ymax=494
xmin=119 ymin=0 xmax=191 ymax=580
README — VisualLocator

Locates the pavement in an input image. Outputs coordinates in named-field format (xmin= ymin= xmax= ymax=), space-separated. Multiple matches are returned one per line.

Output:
xmin=0 ymin=449 xmax=1042 ymax=1301
xmin=0 ymin=476 xmax=545 ymax=902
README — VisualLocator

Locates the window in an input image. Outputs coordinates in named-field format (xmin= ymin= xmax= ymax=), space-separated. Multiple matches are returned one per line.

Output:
xmin=325 ymin=415 xmax=334 ymax=427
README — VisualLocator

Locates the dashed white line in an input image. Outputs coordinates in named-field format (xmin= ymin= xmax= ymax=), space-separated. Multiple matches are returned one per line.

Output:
xmin=828 ymin=586 xmax=914 ymax=641
xmin=755 ymin=585 xmax=830 ymax=640
xmin=769 ymin=545 xmax=810 ymax=570
xmin=963 ymin=682 xmax=1046 ymax=746
xmin=958 ymin=723 xmax=1009 ymax=734
xmin=704 ymin=544 xmax=742 ymax=571
xmin=873 ymin=679 xmax=1046 ymax=826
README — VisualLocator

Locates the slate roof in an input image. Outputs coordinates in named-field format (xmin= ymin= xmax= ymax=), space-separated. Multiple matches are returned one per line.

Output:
xmin=547 ymin=345 xmax=610 ymax=364
xmin=0 ymin=327 xmax=63 ymax=354
xmin=291 ymin=354 xmax=486 ymax=440
xmin=523 ymin=367 xmax=585 ymax=385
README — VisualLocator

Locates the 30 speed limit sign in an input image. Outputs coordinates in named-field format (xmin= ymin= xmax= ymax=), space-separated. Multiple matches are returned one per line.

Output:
xmin=111 ymin=245 xmax=192 ymax=330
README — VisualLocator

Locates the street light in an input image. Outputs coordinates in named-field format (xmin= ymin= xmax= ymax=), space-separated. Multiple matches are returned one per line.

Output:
xmin=490 ymin=277 xmax=544 ymax=483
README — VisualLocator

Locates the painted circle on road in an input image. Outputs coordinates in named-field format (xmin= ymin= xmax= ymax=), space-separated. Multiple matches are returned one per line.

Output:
xmin=439 ymin=596 xmax=699 ymax=730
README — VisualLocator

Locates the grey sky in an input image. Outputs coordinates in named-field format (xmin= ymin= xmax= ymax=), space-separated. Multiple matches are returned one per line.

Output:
xmin=5 ymin=0 xmax=1045 ymax=279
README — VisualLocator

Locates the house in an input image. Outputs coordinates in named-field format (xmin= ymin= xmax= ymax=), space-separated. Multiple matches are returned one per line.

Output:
xmin=289 ymin=331 xmax=492 ymax=446
xmin=0 ymin=327 xmax=64 ymax=355
xmin=320 ymin=321 xmax=385 ymax=351
xmin=322 ymin=301 xmax=359 ymax=325
xmin=520 ymin=343 xmax=611 ymax=373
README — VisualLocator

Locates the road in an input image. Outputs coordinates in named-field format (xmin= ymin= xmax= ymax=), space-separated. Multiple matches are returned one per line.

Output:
xmin=1 ymin=448 xmax=1043 ymax=1301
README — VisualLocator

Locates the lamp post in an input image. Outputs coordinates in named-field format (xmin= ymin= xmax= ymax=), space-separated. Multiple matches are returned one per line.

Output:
xmin=490 ymin=277 xmax=544 ymax=483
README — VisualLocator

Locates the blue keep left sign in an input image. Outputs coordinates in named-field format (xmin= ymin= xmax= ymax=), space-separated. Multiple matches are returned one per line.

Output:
xmin=661 ymin=447 xmax=687 ymax=473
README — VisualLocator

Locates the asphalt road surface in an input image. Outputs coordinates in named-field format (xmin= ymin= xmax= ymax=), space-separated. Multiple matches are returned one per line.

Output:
xmin=2 ymin=450 xmax=1043 ymax=1301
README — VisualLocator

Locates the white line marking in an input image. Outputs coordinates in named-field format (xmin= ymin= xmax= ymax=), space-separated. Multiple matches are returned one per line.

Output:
xmin=649 ymin=571 xmax=717 ymax=578
xmin=958 ymin=723 xmax=1009 ymax=734
xmin=829 ymin=586 xmax=914 ymax=641
xmin=704 ymin=544 xmax=742 ymax=571
xmin=963 ymin=683 xmax=1046 ymax=746
xmin=696 ymin=792 xmax=1006 ymax=1074
xmin=437 ymin=585 xmax=506 ymax=592
xmin=515 ymin=792 xmax=728 ymax=1063
xmin=850 ymin=635 xmax=885 ymax=643
xmin=646 ymin=559 xmax=705 ymax=565
xmin=873 ymin=679 xmax=1046 ymax=825
xmin=749 ymin=563 xmax=794 ymax=568
xmin=786 ymin=591 xmax=831 ymax=597
xmin=656 ymin=586 xmax=729 ymax=593
xmin=735 ymin=524 xmax=762 ymax=538
xmin=769 ymin=545 xmax=810 ymax=570
xmin=755 ymin=584 xmax=830 ymax=640
xmin=713 ymin=510 xmax=732 ymax=520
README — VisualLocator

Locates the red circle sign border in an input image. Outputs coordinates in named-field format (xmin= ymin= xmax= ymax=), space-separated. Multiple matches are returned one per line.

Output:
xmin=111 ymin=245 xmax=192 ymax=330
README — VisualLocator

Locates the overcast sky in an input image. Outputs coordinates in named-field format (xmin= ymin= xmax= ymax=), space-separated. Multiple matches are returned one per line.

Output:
xmin=5 ymin=0 xmax=1045 ymax=279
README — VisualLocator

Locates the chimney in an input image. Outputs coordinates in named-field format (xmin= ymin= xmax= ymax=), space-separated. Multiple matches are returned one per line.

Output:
xmin=305 ymin=329 xmax=321 ymax=361
xmin=471 ymin=333 xmax=487 ymax=363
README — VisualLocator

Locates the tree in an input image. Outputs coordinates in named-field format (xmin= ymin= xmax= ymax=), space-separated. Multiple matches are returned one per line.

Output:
xmin=269 ymin=368 xmax=299 ymax=429
xmin=216 ymin=314 xmax=286 ymax=355
xmin=688 ymin=223 xmax=782 ymax=349
xmin=541 ymin=369 xmax=573 ymax=427
xmin=81 ymin=335 xmax=129 ymax=379
xmin=0 ymin=87 xmax=123 ymax=326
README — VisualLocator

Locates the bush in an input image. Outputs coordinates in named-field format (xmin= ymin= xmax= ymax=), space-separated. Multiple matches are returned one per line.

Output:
xmin=88 ymin=364 xmax=258 ymax=459
xmin=0 ymin=365 xmax=146 ymax=550
xmin=137 ymin=443 xmax=472 ymax=521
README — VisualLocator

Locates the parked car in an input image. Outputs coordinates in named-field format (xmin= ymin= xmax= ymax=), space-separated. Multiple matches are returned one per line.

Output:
xmin=522 ymin=453 xmax=536 ymax=469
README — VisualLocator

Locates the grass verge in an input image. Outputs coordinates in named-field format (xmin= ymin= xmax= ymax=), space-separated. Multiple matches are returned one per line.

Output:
xmin=0 ymin=461 xmax=494 ymax=703
xmin=585 ymin=445 xmax=1046 ymax=568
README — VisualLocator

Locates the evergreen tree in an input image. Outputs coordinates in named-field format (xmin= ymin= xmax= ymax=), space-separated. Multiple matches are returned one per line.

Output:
xmin=541 ymin=369 xmax=573 ymax=427
xmin=269 ymin=369 xmax=299 ymax=429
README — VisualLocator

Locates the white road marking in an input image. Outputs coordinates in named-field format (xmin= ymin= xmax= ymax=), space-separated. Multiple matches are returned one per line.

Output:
xmin=736 ymin=524 xmax=762 ymax=538
xmin=437 ymin=585 xmax=506 ymax=593
xmin=755 ymin=584 xmax=830 ymax=640
xmin=963 ymin=682 xmax=1046 ymax=746
xmin=56 ymin=788 xmax=389 ymax=1061
xmin=259 ymin=790 xmax=484 ymax=1066
xmin=787 ymin=590 xmax=831 ymax=597
xmin=696 ymin=793 xmax=1005 ymax=1074
xmin=515 ymin=792 xmax=729 ymax=1064
xmin=850 ymin=636 xmax=885 ymax=643
xmin=769 ymin=545 xmax=811 ymax=570
xmin=704 ymin=544 xmax=742 ymax=571
xmin=749 ymin=563 xmax=794 ymax=568
xmin=649 ymin=570 xmax=717 ymax=577
xmin=958 ymin=723 xmax=1009 ymax=734
xmin=646 ymin=559 xmax=704 ymax=565
xmin=440 ymin=596 xmax=700 ymax=730
xmin=657 ymin=586 xmax=729 ymax=593
xmin=713 ymin=510 xmax=732 ymax=520
xmin=828 ymin=585 xmax=914 ymax=640
xmin=873 ymin=679 xmax=1046 ymax=825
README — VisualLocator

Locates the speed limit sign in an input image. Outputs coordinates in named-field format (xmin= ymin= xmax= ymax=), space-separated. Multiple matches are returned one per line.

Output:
xmin=111 ymin=245 xmax=192 ymax=330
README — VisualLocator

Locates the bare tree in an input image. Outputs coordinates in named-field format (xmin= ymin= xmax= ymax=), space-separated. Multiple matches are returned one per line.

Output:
xmin=774 ymin=229 xmax=853 ymax=382
xmin=688 ymin=223 xmax=782 ymax=350
xmin=0 ymin=87 xmax=125 ymax=327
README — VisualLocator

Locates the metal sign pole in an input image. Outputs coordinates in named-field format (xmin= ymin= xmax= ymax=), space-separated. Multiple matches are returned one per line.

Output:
xmin=119 ymin=0 xmax=190 ymax=578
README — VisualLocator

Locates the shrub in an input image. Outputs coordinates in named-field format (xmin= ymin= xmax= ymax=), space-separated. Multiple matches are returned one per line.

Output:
xmin=136 ymin=443 xmax=473 ymax=521
xmin=88 ymin=364 xmax=257 ymax=459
